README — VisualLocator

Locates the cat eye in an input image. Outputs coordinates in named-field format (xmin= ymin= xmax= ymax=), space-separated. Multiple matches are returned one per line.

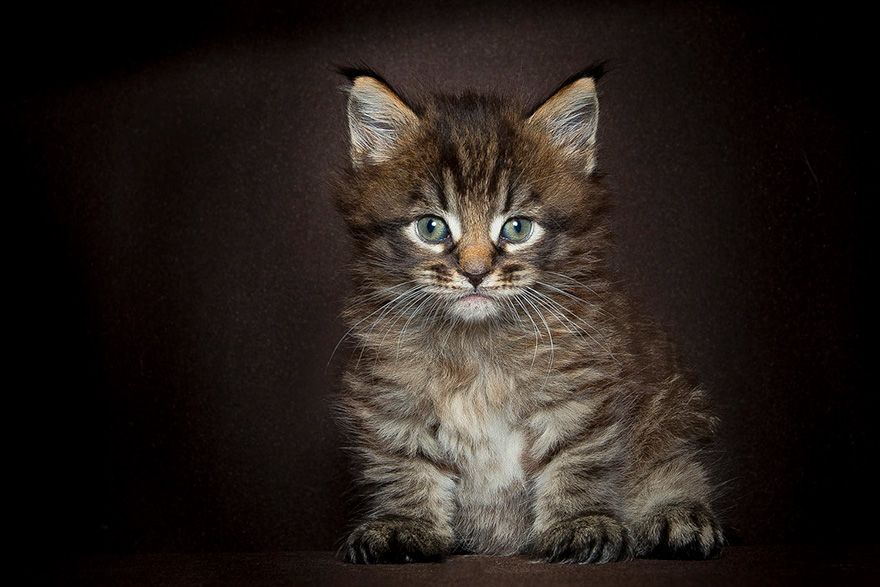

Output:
xmin=500 ymin=218 xmax=533 ymax=243
xmin=416 ymin=216 xmax=450 ymax=243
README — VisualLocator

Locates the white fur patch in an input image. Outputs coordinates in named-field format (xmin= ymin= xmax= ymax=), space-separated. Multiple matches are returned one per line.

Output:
xmin=434 ymin=369 xmax=525 ymax=500
xmin=433 ymin=370 xmax=529 ymax=552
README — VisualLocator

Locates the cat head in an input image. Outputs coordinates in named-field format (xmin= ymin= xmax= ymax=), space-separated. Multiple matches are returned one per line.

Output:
xmin=336 ymin=68 xmax=610 ymax=324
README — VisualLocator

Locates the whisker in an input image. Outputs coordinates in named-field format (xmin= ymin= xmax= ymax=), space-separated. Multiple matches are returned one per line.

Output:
xmin=528 ymin=287 xmax=621 ymax=365
xmin=396 ymin=293 xmax=436 ymax=360
xmin=541 ymin=272 xmax=618 ymax=321
xmin=545 ymin=271 xmax=602 ymax=295
xmin=530 ymin=284 xmax=604 ymax=335
xmin=328 ymin=283 xmax=423 ymax=367
xmin=346 ymin=280 xmax=420 ymax=308
xmin=374 ymin=291 xmax=432 ymax=355
xmin=518 ymin=292 xmax=554 ymax=381
xmin=354 ymin=287 xmax=426 ymax=369
xmin=534 ymin=279 xmax=601 ymax=311
xmin=522 ymin=289 xmax=586 ymax=345
xmin=511 ymin=294 xmax=542 ymax=369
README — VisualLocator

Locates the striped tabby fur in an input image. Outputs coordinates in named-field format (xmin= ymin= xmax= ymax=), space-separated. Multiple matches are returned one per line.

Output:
xmin=334 ymin=68 xmax=723 ymax=564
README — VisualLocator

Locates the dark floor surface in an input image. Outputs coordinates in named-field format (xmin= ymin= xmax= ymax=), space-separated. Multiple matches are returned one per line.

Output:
xmin=37 ymin=545 xmax=879 ymax=586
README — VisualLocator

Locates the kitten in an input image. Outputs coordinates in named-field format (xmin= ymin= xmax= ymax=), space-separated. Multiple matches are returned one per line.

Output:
xmin=334 ymin=67 xmax=723 ymax=564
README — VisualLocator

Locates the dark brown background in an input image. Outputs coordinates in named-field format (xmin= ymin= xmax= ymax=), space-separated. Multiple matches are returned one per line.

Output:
xmin=7 ymin=0 xmax=870 ymax=557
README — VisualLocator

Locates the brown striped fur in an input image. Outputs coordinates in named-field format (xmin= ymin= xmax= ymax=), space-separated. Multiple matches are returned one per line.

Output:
xmin=334 ymin=69 xmax=723 ymax=564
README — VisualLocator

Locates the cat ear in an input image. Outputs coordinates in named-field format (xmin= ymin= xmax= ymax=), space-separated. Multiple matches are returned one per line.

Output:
xmin=528 ymin=75 xmax=600 ymax=173
xmin=345 ymin=74 xmax=419 ymax=166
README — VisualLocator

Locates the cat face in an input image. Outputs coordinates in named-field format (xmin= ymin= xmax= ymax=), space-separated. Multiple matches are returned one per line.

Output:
xmin=337 ymin=72 xmax=608 ymax=325
xmin=401 ymin=192 xmax=547 ymax=321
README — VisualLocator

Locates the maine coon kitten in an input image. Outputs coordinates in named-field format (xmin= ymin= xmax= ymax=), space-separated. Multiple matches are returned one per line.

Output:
xmin=334 ymin=67 xmax=723 ymax=564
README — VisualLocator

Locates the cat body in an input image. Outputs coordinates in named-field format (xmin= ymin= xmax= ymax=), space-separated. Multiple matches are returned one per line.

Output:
xmin=335 ymin=68 xmax=723 ymax=563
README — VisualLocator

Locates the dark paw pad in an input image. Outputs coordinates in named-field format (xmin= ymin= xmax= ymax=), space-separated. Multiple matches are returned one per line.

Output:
xmin=635 ymin=502 xmax=723 ymax=559
xmin=344 ymin=518 xmax=452 ymax=564
xmin=534 ymin=514 xmax=631 ymax=563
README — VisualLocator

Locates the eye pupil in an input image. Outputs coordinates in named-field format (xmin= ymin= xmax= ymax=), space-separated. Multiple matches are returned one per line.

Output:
xmin=417 ymin=216 xmax=449 ymax=242
xmin=502 ymin=218 xmax=532 ymax=242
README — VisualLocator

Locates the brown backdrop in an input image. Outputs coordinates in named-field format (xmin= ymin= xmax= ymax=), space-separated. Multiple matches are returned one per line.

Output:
xmin=8 ymin=1 xmax=870 ymax=554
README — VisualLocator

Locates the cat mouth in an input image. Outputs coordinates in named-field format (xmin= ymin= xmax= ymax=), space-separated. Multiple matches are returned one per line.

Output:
xmin=457 ymin=290 xmax=494 ymax=304
xmin=451 ymin=291 xmax=499 ymax=320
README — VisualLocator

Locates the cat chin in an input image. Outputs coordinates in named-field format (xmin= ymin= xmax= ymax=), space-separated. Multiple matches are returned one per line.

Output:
xmin=448 ymin=293 xmax=501 ymax=321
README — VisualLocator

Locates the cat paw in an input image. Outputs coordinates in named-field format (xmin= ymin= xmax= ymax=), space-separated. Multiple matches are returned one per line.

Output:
xmin=532 ymin=514 xmax=631 ymax=563
xmin=633 ymin=502 xmax=723 ymax=559
xmin=344 ymin=517 xmax=452 ymax=564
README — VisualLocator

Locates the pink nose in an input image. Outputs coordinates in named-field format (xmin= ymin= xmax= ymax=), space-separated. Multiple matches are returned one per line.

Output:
xmin=459 ymin=244 xmax=493 ymax=286
xmin=463 ymin=271 xmax=489 ymax=287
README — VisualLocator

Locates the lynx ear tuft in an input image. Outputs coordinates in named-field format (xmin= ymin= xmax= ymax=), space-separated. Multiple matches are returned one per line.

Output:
xmin=344 ymin=73 xmax=418 ymax=166
xmin=528 ymin=75 xmax=600 ymax=173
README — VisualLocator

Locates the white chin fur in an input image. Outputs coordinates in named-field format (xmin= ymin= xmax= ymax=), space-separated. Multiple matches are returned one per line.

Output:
xmin=449 ymin=294 xmax=500 ymax=321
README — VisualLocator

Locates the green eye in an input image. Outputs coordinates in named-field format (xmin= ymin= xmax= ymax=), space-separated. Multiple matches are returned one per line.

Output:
xmin=501 ymin=218 xmax=533 ymax=242
xmin=416 ymin=216 xmax=450 ymax=243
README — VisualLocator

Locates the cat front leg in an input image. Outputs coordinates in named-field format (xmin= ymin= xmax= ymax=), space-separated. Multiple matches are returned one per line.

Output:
xmin=344 ymin=447 xmax=456 ymax=563
xmin=529 ymin=440 xmax=632 ymax=563
xmin=626 ymin=457 xmax=723 ymax=559
xmin=346 ymin=516 xmax=453 ymax=564
xmin=530 ymin=511 xmax=629 ymax=564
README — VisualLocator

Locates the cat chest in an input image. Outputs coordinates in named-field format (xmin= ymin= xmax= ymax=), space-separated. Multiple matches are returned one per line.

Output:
xmin=431 ymin=373 xmax=528 ymax=499
xmin=431 ymin=374 xmax=533 ymax=553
